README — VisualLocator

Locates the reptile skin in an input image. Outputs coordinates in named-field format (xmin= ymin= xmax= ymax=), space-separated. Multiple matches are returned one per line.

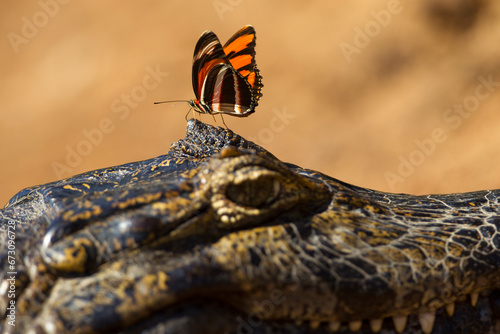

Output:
xmin=1 ymin=119 xmax=499 ymax=334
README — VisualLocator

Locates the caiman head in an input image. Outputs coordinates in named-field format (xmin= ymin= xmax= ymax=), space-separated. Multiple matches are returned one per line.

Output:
xmin=1 ymin=120 xmax=499 ymax=334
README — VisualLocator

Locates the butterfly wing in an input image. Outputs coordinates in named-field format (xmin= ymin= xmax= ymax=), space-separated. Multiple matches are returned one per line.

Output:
xmin=192 ymin=30 xmax=255 ymax=115
xmin=203 ymin=63 xmax=254 ymax=115
xmin=192 ymin=31 xmax=228 ymax=103
xmin=223 ymin=25 xmax=263 ymax=106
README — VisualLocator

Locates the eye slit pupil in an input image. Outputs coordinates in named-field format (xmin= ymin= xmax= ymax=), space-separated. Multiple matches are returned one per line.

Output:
xmin=226 ymin=177 xmax=279 ymax=208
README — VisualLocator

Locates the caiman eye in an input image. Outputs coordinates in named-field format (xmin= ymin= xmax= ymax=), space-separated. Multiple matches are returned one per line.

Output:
xmin=226 ymin=175 xmax=280 ymax=208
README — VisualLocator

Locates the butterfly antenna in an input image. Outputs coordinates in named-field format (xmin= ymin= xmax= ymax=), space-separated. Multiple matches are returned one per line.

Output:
xmin=154 ymin=99 xmax=189 ymax=105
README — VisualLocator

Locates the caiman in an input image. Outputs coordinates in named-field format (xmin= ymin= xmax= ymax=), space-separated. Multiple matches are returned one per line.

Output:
xmin=1 ymin=119 xmax=499 ymax=334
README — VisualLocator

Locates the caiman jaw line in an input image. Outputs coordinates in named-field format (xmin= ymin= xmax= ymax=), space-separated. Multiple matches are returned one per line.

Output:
xmin=276 ymin=292 xmax=484 ymax=333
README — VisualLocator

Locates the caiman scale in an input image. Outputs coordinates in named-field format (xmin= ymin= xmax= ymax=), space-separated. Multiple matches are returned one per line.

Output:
xmin=1 ymin=119 xmax=499 ymax=334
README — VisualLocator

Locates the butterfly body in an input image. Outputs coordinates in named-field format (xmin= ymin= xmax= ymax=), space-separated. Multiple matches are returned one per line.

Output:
xmin=189 ymin=25 xmax=263 ymax=117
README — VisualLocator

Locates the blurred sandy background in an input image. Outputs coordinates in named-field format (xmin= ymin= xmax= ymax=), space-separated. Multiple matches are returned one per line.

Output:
xmin=1 ymin=1 xmax=500 ymax=206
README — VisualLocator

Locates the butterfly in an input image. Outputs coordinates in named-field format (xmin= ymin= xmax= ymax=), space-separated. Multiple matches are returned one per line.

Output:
xmin=156 ymin=26 xmax=263 ymax=123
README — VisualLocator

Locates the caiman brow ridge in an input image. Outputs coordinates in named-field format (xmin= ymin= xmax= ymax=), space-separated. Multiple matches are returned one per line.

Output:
xmin=1 ymin=119 xmax=499 ymax=334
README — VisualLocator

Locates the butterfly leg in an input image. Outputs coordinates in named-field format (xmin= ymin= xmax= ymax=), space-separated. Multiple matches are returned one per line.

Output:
xmin=185 ymin=108 xmax=192 ymax=121
xmin=220 ymin=115 xmax=228 ymax=128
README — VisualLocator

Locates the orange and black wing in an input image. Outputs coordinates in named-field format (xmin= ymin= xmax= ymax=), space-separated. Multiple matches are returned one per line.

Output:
xmin=223 ymin=25 xmax=263 ymax=106
xmin=191 ymin=31 xmax=227 ymax=102
xmin=192 ymin=30 xmax=255 ymax=115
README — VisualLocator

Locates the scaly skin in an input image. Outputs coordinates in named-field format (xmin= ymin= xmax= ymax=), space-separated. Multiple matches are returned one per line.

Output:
xmin=1 ymin=119 xmax=499 ymax=334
